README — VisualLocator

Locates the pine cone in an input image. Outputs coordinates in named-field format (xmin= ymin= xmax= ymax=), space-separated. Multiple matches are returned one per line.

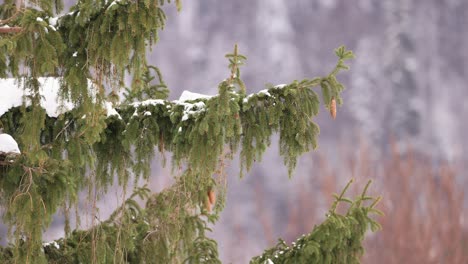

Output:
xmin=204 ymin=197 xmax=211 ymax=212
xmin=330 ymin=97 xmax=337 ymax=119
xmin=208 ymin=190 xmax=216 ymax=205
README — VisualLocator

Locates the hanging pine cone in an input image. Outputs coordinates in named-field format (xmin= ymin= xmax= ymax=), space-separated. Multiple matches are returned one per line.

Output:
xmin=205 ymin=196 xmax=211 ymax=212
xmin=330 ymin=97 xmax=337 ymax=119
xmin=208 ymin=190 xmax=216 ymax=205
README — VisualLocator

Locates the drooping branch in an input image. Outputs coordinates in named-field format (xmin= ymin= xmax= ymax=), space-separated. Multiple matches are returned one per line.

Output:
xmin=0 ymin=176 xmax=222 ymax=263
xmin=0 ymin=46 xmax=353 ymax=180
xmin=0 ymin=0 xmax=23 ymax=26
xmin=0 ymin=43 xmax=355 ymax=263
xmin=0 ymin=178 xmax=382 ymax=264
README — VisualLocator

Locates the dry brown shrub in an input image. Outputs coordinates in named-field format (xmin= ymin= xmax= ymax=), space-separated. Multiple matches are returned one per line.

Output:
xmin=250 ymin=143 xmax=468 ymax=263
xmin=363 ymin=145 xmax=468 ymax=264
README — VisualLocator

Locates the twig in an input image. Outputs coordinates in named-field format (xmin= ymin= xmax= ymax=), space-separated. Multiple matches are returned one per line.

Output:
xmin=0 ymin=26 xmax=22 ymax=33
xmin=0 ymin=0 xmax=24 ymax=26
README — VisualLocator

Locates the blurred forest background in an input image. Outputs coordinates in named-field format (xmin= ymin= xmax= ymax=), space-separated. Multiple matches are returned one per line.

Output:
xmin=4 ymin=0 xmax=468 ymax=263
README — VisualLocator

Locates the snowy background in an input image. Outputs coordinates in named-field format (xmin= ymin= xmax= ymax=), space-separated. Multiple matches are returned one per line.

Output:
xmin=2 ymin=0 xmax=468 ymax=262
xmin=152 ymin=0 xmax=468 ymax=162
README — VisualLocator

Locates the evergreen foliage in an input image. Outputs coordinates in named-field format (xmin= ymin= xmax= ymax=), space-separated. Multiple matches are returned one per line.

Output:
xmin=0 ymin=0 xmax=379 ymax=263
xmin=250 ymin=180 xmax=382 ymax=264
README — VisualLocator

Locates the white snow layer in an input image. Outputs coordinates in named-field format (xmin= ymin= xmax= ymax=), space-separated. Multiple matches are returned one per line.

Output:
xmin=107 ymin=0 xmax=123 ymax=10
xmin=178 ymin=90 xmax=213 ymax=102
xmin=130 ymin=99 xmax=165 ymax=108
xmin=258 ymin=89 xmax=271 ymax=97
xmin=48 ymin=17 xmax=59 ymax=27
xmin=180 ymin=101 xmax=206 ymax=121
xmin=0 ymin=78 xmax=119 ymax=118
xmin=0 ymin=78 xmax=72 ymax=117
xmin=0 ymin=134 xmax=20 ymax=154
xmin=43 ymin=241 xmax=60 ymax=249
xmin=104 ymin=102 xmax=121 ymax=118
xmin=1 ymin=78 xmax=290 ymax=122
xmin=274 ymin=84 xmax=287 ymax=88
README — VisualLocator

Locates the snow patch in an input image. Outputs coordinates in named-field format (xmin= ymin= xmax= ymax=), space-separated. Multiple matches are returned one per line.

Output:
xmin=258 ymin=89 xmax=271 ymax=97
xmin=0 ymin=78 xmax=116 ymax=118
xmin=43 ymin=241 xmax=60 ymax=249
xmin=131 ymin=99 xmax=165 ymax=108
xmin=180 ymin=101 xmax=206 ymax=122
xmin=178 ymin=90 xmax=213 ymax=102
xmin=48 ymin=17 xmax=59 ymax=27
xmin=0 ymin=78 xmax=75 ymax=117
xmin=0 ymin=134 xmax=20 ymax=154
xmin=108 ymin=1 xmax=117 ymax=8
xmin=0 ymin=77 xmax=73 ymax=117
xmin=35 ymin=78 xmax=75 ymax=117
xmin=242 ymin=87 xmax=277 ymax=104
xmin=107 ymin=0 xmax=123 ymax=10
xmin=36 ymin=17 xmax=44 ymax=22
xmin=104 ymin=102 xmax=121 ymax=119
xmin=266 ymin=259 xmax=274 ymax=264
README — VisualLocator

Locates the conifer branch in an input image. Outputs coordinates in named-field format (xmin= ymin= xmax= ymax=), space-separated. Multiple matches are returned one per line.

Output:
xmin=0 ymin=0 xmax=22 ymax=23
xmin=330 ymin=178 xmax=354 ymax=213
xmin=0 ymin=0 xmax=368 ymax=258
xmin=250 ymin=180 xmax=382 ymax=264
xmin=226 ymin=44 xmax=247 ymax=94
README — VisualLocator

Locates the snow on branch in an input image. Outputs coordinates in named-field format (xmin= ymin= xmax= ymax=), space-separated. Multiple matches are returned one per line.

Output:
xmin=0 ymin=25 xmax=22 ymax=33
xmin=178 ymin=90 xmax=213 ymax=102
xmin=0 ymin=133 xmax=20 ymax=166
xmin=0 ymin=77 xmax=310 ymax=124
xmin=0 ymin=78 xmax=120 ymax=118
xmin=0 ymin=134 xmax=20 ymax=155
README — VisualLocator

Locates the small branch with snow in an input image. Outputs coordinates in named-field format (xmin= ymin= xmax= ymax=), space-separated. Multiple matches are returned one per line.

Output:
xmin=0 ymin=134 xmax=20 ymax=155
xmin=178 ymin=90 xmax=213 ymax=102
xmin=0 ymin=133 xmax=21 ymax=165
xmin=0 ymin=26 xmax=22 ymax=33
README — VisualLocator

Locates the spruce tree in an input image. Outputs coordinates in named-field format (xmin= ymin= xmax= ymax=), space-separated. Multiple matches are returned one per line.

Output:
xmin=0 ymin=1 xmax=382 ymax=263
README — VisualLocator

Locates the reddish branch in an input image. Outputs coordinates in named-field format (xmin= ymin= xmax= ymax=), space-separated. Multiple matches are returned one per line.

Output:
xmin=0 ymin=26 xmax=22 ymax=33
xmin=0 ymin=0 xmax=24 ymax=33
